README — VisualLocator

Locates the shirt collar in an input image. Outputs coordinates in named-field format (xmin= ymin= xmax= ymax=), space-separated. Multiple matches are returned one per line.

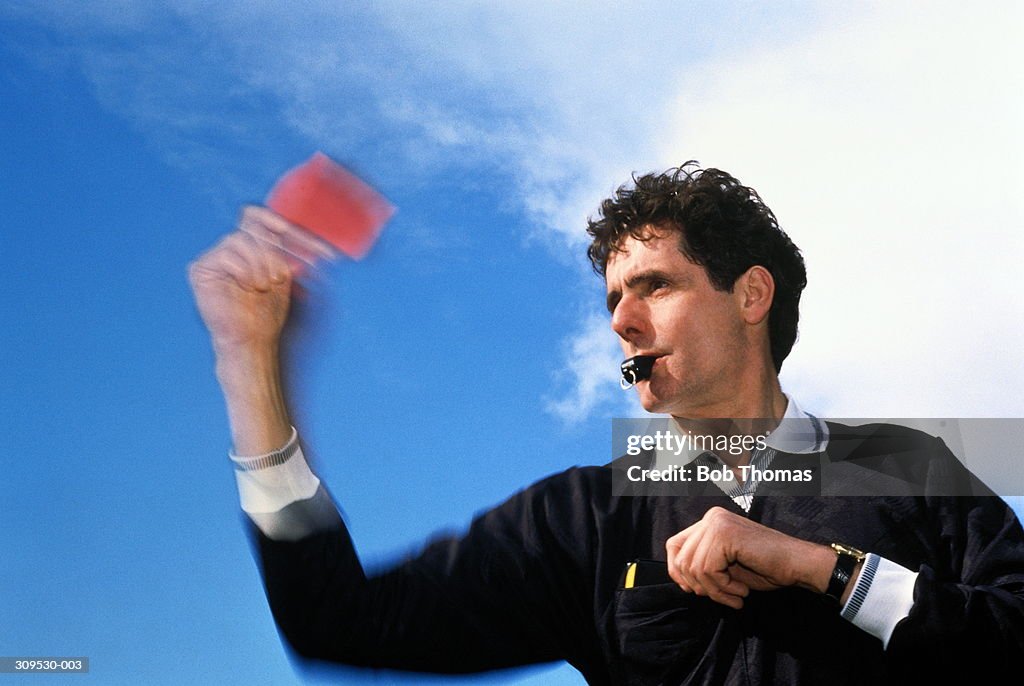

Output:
xmin=765 ymin=395 xmax=830 ymax=454
xmin=652 ymin=394 xmax=828 ymax=469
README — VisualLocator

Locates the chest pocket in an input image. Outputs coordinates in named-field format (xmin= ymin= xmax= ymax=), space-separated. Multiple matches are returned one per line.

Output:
xmin=613 ymin=583 xmax=725 ymax=685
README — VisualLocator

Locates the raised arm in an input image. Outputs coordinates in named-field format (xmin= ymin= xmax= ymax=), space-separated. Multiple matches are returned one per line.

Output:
xmin=187 ymin=209 xmax=599 ymax=677
xmin=188 ymin=205 xmax=330 ymax=455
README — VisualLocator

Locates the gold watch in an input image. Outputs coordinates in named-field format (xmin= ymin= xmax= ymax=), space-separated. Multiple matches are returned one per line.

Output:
xmin=826 ymin=542 xmax=866 ymax=602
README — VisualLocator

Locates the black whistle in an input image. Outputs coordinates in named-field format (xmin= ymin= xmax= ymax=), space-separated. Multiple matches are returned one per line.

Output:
xmin=620 ymin=355 xmax=657 ymax=389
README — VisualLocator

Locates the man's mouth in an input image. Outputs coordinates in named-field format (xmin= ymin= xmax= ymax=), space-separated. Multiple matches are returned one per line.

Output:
xmin=619 ymin=354 xmax=665 ymax=389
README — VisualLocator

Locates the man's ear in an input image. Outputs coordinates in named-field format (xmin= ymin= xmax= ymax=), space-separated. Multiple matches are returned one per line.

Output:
xmin=737 ymin=266 xmax=774 ymax=325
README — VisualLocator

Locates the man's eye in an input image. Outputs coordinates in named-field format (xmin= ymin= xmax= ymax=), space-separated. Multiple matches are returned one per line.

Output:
xmin=650 ymin=280 xmax=668 ymax=292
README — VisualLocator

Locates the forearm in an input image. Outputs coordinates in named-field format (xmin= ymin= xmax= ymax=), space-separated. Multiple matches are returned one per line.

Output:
xmin=215 ymin=342 xmax=292 ymax=455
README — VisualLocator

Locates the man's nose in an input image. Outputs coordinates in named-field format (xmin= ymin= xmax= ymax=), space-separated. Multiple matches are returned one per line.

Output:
xmin=610 ymin=295 xmax=650 ymax=347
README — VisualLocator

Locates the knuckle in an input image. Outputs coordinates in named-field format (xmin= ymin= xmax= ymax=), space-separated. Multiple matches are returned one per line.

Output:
xmin=188 ymin=256 xmax=214 ymax=280
xmin=239 ymin=232 xmax=268 ymax=255
xmin=239 ymin=204 xmax=261 ymax=225
xmin=705 ymin=507 xmax=730 ymax=527
xmin=224 ymin=232 xmax=248 ymax=249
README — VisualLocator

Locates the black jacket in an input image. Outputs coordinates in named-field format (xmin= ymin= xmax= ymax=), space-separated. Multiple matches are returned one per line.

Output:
xmin=251 ymin=422 xmax=1024 ymax=684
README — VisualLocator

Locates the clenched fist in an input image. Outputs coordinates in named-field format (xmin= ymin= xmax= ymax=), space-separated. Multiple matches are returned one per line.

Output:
xmin=188 ymin=205 xmax=331 ymax=355
xmin=665 ymin=506 xmax=836 ymax=610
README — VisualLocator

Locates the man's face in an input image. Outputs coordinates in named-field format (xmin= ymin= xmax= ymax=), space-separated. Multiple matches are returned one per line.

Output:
xmin=605 ymin=229 xmax=748 ymax=416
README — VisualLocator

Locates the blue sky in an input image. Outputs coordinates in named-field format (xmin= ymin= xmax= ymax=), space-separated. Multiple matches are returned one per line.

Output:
xmin=2 ymin=2 xmax=1022 ymax=684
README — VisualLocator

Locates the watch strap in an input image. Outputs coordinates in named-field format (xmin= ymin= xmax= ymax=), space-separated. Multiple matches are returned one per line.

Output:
xmin=826 ymin=542 xmax=866 ymax=603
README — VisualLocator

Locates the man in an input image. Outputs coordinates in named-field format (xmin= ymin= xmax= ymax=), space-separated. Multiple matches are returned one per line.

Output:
xmin=190 ymin=164 xmax=1024 ymax=683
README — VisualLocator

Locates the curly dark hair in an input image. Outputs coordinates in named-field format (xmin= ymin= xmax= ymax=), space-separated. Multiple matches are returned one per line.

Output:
xmin=587 ymin=162 xmax=807 ymax=372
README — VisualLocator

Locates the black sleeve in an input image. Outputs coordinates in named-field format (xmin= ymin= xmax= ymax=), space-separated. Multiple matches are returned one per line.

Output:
xmin=884 ymin=445 xmax=1024 ymax=680
xmin=250 ymin=468 xmax=605 ymax=677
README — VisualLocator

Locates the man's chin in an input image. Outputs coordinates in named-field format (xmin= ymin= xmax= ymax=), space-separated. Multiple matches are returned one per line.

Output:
xmin=637 ymin=385 xmax=693 ymax=416
xmin=637 ymin=388 xmax=668 ymax=414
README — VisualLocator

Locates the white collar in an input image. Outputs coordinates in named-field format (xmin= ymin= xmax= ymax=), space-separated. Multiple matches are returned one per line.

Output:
xmin=652 ymin=394 xmax=829 ymax=469
xmin=765 ymin=395 xmax=830 ymax=454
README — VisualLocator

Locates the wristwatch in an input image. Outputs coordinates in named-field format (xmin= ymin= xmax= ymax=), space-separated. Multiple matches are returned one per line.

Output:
xmin=825 ymin=542 xmax=866 ymax=603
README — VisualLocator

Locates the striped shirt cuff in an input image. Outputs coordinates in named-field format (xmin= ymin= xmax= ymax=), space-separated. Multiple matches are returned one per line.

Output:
xmin=840 ymin=554 xmax=918 ymax=649
xmin=229 ymin=427 xmax=301 ymax=471
xmin=229 ymin=428 xmax=321 ymax=515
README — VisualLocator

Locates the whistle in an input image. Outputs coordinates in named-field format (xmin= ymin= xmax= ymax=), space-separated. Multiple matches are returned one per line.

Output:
xmin=620 ymin=355 xmax=657 ymax=389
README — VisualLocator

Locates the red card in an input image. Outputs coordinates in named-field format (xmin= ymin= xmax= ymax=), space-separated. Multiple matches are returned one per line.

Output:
xmin=265 ymin=152 xmax=394 ymax=260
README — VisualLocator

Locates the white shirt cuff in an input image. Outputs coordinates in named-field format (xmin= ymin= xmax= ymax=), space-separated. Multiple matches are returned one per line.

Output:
xmin=840 ymin=553 xmax=918 ymax=648
xmin=229 ymin=427 xmax=321 ymax=514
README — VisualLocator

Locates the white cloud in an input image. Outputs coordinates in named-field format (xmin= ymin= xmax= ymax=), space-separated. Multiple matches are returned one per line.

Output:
xmin=10 ymin=1 xmax=1020 ymax=421
xmin=659 ymin=0 xmax=1024 ymax=418
xmin=544 ymin=311 xmax=644 ymax=424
